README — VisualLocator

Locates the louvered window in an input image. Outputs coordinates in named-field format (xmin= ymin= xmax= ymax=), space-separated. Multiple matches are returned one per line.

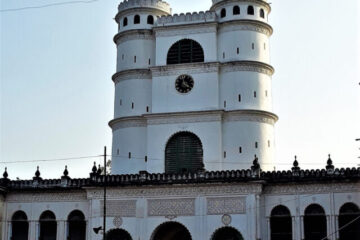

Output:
xmin=167 ymin=39 xmax=204 ymax=65
xmin=165 ymin=132 xmax=204 ymax=174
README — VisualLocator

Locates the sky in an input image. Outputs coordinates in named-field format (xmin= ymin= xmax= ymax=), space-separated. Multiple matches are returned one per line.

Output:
xmin=1 ymin=0 xmax=359 ymax=179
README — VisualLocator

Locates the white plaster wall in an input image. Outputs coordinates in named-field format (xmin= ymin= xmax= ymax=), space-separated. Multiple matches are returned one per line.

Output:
xmin=155 ymin=31 xmax=218 ymax=66
xmin=116 ymin=38 xmax=155 ymax=72
xmin=146 ymin=121 xmax=222 ymax=173
xmin=114 ymin=78 xmax=152 ymax=118
xmin=217 ymin=30 xmax=270 ymax=64
xmin=222 ymin=121 xmax=275 ymax=171
xmin=214 ymin=2 xmax=269 ymax=23
xmin=220 ymin=71 xmax=272 ymax=112
xmin=112 ymin=126 xmax=147 ymax=174
xmin=152 ymin=72 xmax=219 ymax=114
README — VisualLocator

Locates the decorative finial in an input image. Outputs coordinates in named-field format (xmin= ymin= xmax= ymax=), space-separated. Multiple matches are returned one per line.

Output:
xmin=326 ymin=154 xmax=334 ymax=173
xmin=3 ymin=167 xmax=8 ymax=179
xmin=292 ymin=155 xmax=300 ymax=173
xmin=35 ymin=166 xmax=41 ymax=178
xmin=92 ymin=162 xmax=97 ymax=173
xmin=97 ymin=164 xmax=102 ymax=175
xmin=63 ymin=165 xmax=69 ymax=177
xmin=251 ymin=155 xmax=260 ymax=175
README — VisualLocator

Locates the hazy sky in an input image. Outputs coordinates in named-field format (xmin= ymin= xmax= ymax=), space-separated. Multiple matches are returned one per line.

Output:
xmin=1 ymin=0 xmax=359 ymax=179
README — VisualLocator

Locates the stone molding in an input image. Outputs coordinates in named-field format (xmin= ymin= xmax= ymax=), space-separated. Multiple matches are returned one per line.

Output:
xmin=109 ymin=110 xmax=278 ymax=129
xmin=114 ymin=29 xmax=154 ymax=45
xmin=207 ymin=197 xmax=246 ymax=215
xmin=151 ymin=62 xmax=220 ymax=77
xmin=221 ymin=61 xmax=274 ymax=76
xmin=109 ymin=116 xmax=147 ymax=130
xmin=211 ymin=0 xmax=271 ymax=13
xmin=148 ymin=198 xmax=195 ymax=216
xmin=100 ymin=200 xmax=137 ymax=217
xmin=154 ymin=23 xmax=217 ymax=37
xmin=263 ymin=183 xmax=360 ymax=194
xmin=6 ymin=191 xmax=87 ymax=202
xmin=116 ymin=0 xmax=171 ymax=18
xmin=86 ymin=184 xmax=262 ymax=199
xmin=157 ymin=11 xmax=216 ymax=26
xmin=219 ymin=20 xmax=273 ymax=36
xmin=112 ymin=69 xmax=152 ymax=83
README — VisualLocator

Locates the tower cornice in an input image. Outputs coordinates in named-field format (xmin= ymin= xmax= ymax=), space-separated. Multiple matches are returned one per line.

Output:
xmin=211 ymin=0 xmax=271 ymax=13
xmin=114 ymin=29 xmax=154 ymax=45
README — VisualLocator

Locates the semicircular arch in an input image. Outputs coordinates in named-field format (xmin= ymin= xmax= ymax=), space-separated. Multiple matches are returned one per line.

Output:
xmin=106 ymin=228 xmax=133 ymax=240
xmin=150 ymin=221 xmax=193 ymax=240
xmin=166 ymin=39 xmax=204 ymax=65
xmin=210 ymin=226 xmax=244 ymax=240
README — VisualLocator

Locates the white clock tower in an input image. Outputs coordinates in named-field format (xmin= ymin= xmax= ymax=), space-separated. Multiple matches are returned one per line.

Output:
xmin=110 ymin=0 xmax=277 ymax=174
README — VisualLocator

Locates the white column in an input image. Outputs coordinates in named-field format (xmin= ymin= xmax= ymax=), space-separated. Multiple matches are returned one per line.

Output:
xmin=300 ymin=216 xmax=304 ymax=240
xmin=36 ymin=222 xmax=40 ymax=240
xmin=292 ymin=216 xmax=296 ymax=240
xmin=266 ymin=217 xmax=271 ymax=240
xmin=335 ymin=215 xmax=339 ymax=239
xmin=326 ymin=215 xmax=331 ymax=240
xmin=256 ymin=195 xmax=261 ymax=240
xmin=7 ymin=222 xmax=11 ymax=240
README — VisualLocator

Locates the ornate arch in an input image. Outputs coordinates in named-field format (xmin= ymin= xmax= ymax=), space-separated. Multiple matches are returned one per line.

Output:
xmin=106 ymin=228 xmax=133 ymax=240
xmin=150 ymin=221 xmax=193 ymax=240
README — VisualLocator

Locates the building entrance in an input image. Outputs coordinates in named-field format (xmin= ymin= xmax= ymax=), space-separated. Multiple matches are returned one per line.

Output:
xmin=152 ymin=222 xmax=192 ymax=240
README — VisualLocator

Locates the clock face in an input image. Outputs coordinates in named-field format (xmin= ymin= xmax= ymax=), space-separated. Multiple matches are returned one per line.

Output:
xmin=175 ymin=75 xmax=194 ymax=93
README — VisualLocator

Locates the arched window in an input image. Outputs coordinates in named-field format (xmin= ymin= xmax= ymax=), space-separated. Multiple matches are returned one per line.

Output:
xmin=304 ymin=204 xmax=327 ymax=240
xmin=220 ymin=8 xmax=226 ymax=18
xmin=166 ymin=39 xmax=204 ymax=65
xmin=212 ymin=227 xmax=244 ymax=240
xmin=247 ymin=6 xmax=254 ymax=15
xmin=165 ymin=132 xmax=204 ymax=174
xmin=39 ymin=211 xmax=57 ymax=240
xmin=123 ymin=17 xmax=128 ymax=27
xmin=106 ymin=229 xmax=133 ymax=240
xmin=11 ymin=211 xmax=29 ymax=240
xmin=260 ymin=9 xmax=265 ymax=18
xmin=67 ymin=210 xmax=86 ymax=240
xmin=134 ymin=15 xmax=140 ymax=24
xmin=233 ymin=6 xmax=240 ymax=15
xmin=152 ymin=222 xmax=192 ymax=240
xmin=270 ymin=205 xmax=292 ymax=240
xmin=339 ymin=203 xmax=360 ymax=239
xmin=147 ymin=15 xmax=154 ymax=24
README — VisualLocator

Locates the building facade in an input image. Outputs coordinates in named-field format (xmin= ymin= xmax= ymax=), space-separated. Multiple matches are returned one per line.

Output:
xmin=110 ymin=0 xmax=277 ymax=174
xmin=1 ymin=1 xmax=360 ymax=240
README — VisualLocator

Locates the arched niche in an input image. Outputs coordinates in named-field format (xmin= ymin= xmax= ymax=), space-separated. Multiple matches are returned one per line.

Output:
xmin=67 ymin=210 xmax=86 ymax=240
xmin=339 ymin=203 xmax=360 ymax=239
xmin=211 ymin=226 xmax=244 ymax=240
xmin=165 ymin=132 xmax=204 ymax=174
xmin=304 ymin=204 xmax=327 ymax=240
xmin=151 ymin=222 xmax=192 ymax=240
xmin=39 ymin=210 xmax=57 ymax=240
xmin=270 ymin=205 xmax=292 ymax=240
xmin=166 ymin=39 xmax=204 ymax=65
xmin=11 ymin=211 xmax=29 ymax=240
xmin=106 ymin=229 xmax=133 ymax=240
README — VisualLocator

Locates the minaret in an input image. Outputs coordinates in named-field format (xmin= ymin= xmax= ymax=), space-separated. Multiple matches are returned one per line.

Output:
xmin=211 ymin=0 xmax=277 ymax=171
xmin=110 ymin=0 xmax=171 ymax=174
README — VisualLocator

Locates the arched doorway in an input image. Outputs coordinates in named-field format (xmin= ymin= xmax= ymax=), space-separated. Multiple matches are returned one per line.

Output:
xmin=166 ymin=39 xmax=204 ymax=65
xmin=165 ymin=132 xmax=204 ymax=174
xmin=304 ymin=204 xmax=327 ymax=240
xmin=339 ymin=203 xmax=360 ymax=239
xmin=39 ymin=211 xmax=57 ymax=240
xmin=67 ymin=210 xmax=86 ymax=240
xmin=11 ymin=211 xmax=29 ymax=240
xmin=152 ymin=222 xmax=192 ymax=240
xmin=106 ymin=229 xmax=133 ymax=240
xmin=211 ymin=227 xmax=244 ymax=240
xmin=270 ymin=205 xmax=292 ymax=240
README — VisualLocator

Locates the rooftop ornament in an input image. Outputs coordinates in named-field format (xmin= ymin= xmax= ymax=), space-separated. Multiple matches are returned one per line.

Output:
xmin=292 ymin=156 xmax=300 ymax=176
xmin=251 ymin=155 xmax=261 ymax=177
xmin=63 ymin=165 xmax=69 ymax=177
xmin=326 ymin=154 xmax=335 ymax=174
xmin=3 ymin=167 xmax=8 ymax=179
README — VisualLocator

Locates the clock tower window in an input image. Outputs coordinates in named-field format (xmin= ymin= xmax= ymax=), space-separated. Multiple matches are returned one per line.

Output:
xmin=167 ymin=39 xmax=204 ymax=65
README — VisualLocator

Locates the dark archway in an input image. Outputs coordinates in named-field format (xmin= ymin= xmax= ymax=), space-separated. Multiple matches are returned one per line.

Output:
xmin=106 ymin=229 xmax=133 ymax=240
xmin=67 ymin=210 xmax=86 ymax=240
xmin=152 ymin=222 xmax=192 ymax=240
xmin=304 ymin=204 xmax=327 ymax=240
xmin=339 ymin=203 xmax=360 ymax=239
xmin=147 ymin=15 xmax=154 ymax=24
xmin=11 ymin=211 xmax=29 ymax=240
xmin=260 ymin=9 xmax=265 ymax=18
xmin=220 ymin=8 xmax=226 ymax=18
xmin=166 ymin=39 xmax=204 ymax=65
xmin=212 ymin=227 xmax=244 ymax=240
xmin=233 ymin=6 xmax=240 ymax=15
xmin=165 ymin=132 xmax=204 ymax=174
xmin=39 ymin=211 xmax=57 ymax=240
xmin=247 ymin=6 xmax=254 ymax=15
xmin=134 ymin=15 xmax=140 ymax=24
xmin=270 ymin=205 xmax=292 ymax=240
